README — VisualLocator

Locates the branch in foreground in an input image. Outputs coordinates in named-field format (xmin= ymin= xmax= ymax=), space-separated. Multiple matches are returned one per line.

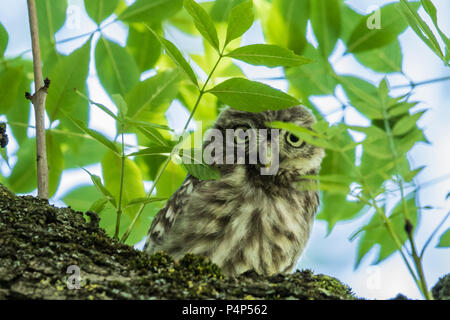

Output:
xmin=26 ymin=0 xmax=49 ymax=199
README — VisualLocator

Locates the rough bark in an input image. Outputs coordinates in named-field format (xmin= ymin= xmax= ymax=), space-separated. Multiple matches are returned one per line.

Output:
xmin=0 ymin=183 xmax=447 ymax=300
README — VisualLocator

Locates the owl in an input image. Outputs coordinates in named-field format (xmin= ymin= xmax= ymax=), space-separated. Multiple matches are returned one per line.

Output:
xmin=144 ymin=105 xmax=325 ymax=277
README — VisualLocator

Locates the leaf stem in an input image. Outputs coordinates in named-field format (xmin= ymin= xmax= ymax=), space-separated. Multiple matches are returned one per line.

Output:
xmin=114 ymin=127 xmax=125 ymax=240
xmin=339 ymin=149 xmax=421 ymax=290
xmin=420 ymin=211 xmax=450 ymax=259
xmin=379 ymin=85 xmax=432 ymax=299
xmin=391 ymin=75 xmax=450 ymax=89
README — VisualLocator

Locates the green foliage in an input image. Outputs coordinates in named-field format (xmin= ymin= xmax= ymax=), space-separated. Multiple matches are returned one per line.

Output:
xmin=184 ymin=0 xmax=220 ymax=51
xmin=208 ymin=78 xmax=299 ymax=112
xmin=127 ymin=24 xmax=161 ymax=72
xmin=437 ymin=229 xmax=450 ymax=248
xmin=346 ymin=2 xmax=418 ymax=53
xmin=1 ymin=0 xmax=448 ymax=299
xmin=46 ymin=41 xmax=91 ymax=121
xmin=310 ymin=0 xmax=341 ymax=57
xmin=399 ymin=0 xmax=448 ymax=64
xmin=0 ymin=22 xmax=7 ymax=57
xmin=119 ymin=0 xmax=183 ymax=23
xmin=36 ymin=0 xmax=67 ymax=58
xmin=180 ymin=149 xmax=221 ymax=181
xmin=84 ymin=0 xmax=120 ymax=25
xmin=95 ymin=37 xmax=140 ymax=97
xmin=224 ymin=0 xmax=254 ymax=46
xmin=226 ymin=44 xmax=312 ymax=67
xmin=257 ymin=0 xmax=309 ymax=54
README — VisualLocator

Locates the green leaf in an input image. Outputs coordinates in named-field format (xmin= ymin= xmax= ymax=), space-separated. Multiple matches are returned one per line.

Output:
xmin=156 ymin=160 xmax=186 ymax=198
xmin=339 ymin=76 xmax=383 ymax=119
xmin=225 ymin=0 xmax=254 ymax=46
xmin=125 ymin=118 xmax=172 ymax=132
xmin=127 ymin=24 xmax=161 ymax=72
xmin=207 ymin=78 xmax=299 ymax=112
xmin=184 ymin=0 xmax=220 ymax=51
xmin=6 ymin=60 xmax=33 ymax=145
xmin=319 ymin=194 xmax=365 ymax=233
xmin=95 ymin=37 xmax=140 ymax=97
xmin=355 ymin=194 xmax=419 ymax=268
xmin=286 ymin=44 xmax=337 ymax=97
xmin=127 ymin=145 xmax=172 ymax=157
xmin=125 ymin=69 xmax=182 ymax=121
xmin=37 ymin=0 xmax=67 ymax=57
xmin=52 ymin=94 xmax=90 ymax=153
xmin=62 ymin=137 xmax=106 ymax=169
xmin=137 ymin=126 xmax=172 ymax=147
xmin=340 ymin=2 xmax=403 ymax=73
xmin=63 ymin=185 xmax=101 ymax=212
xmin=82 ymin=168 xmax=116 ymax=207
xmin=74 ymin=89 xmax=118 ymax=121
xmin=0 ymin=66 xmax=23 ymax=114
xmin=396 ymin=121 xmax=428 ymax=155
xmin=346 ymin=2 xmax=419 ymax=53
xmin=210 ymin=0 xmax=246 ymax=22
xmin=119 ymin=0 xmax=183 ymax=23
xmin=0 ymin=22 xmax=8 ymax=57
xmin=46 ymin=41 xmax=91 ymax=121
xmin=180 ymin=149 xmax=221 ymax=180
xmin=388 ymin=101 xmax=417 ymax=117
xmin=46 ymin=132 xmax=64 ymax=198
xmin=392 ymin=111 xmax=425 ymax=136
xmin=64 ymin=184 xmax=158 ymax=245
xmin=112 ymin=94 xmax=128 ymax=123
xmin=258 ymin=0 xmax=309 ymax=55
xmin=65 ymin=114 xmax=119 ymax=155
xmin=315 ymin=129 xmax=364 ymax=232
xmin=89 ymin=198 xmax=109 ymax=214
xmin=420 ymin=0 xmax=449 ymax=55
xmin=226 ymin=44 xmax=313 ymax=67
xmin=355 ymin=40 xmax=403 ymax=74
xmin=145 ymin=26 xmax=198 ymax=87
xmin=101 ymin=150 xmax=146 ymax=221
xmin=269 ymin=121 xmax=336 ymax=150
xmin=125 ymin=197 xmax=167 ymax=208
xmin=437 ymin=228 xmax=450 ymax=248
xmin=310 ymin=0 xmax=341 ymax=57
xmin=398 ymin=0 xmax=446 ymax=63
xmin=8 ymin=138 xmax=37 ymax=193
xmin=84 ymin=0 xmax=119 ymax=24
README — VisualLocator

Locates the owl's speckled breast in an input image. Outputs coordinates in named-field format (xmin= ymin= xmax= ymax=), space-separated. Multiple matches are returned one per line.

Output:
xmin=151 ymin=166 xmax=319 ymax=276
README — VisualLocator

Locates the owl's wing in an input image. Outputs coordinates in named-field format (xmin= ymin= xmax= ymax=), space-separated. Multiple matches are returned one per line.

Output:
xmin=143 ymin=174 xmax=199 ymax=253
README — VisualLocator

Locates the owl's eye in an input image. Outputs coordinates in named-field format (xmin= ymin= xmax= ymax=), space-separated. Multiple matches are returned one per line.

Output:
xmin=234 ymin=125 xmax=250 ymax=144
xmin=285 ymin=132 xmax=305 ymax=148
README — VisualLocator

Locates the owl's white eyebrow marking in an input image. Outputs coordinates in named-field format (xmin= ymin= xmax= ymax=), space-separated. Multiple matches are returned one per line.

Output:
xmin=185 ymin=183 xmax=193 ymax=194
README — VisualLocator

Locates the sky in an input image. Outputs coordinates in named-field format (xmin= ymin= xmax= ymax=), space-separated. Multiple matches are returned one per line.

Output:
xmin=0 ymin=0 xmax=449 ymax=299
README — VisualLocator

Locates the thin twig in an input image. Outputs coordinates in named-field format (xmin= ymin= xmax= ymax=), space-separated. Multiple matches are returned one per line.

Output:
xmin=26 ymin=0 xmax=48 ymax=199
xmin=391 ymin=76 xmax=450 ymax=89
xmin=419 ymin=211 xmax=450 ymax=259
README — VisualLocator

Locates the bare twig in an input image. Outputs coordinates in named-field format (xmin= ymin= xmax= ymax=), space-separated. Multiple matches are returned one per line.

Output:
xmin=26 ymin=0 xmax=49 ymax=199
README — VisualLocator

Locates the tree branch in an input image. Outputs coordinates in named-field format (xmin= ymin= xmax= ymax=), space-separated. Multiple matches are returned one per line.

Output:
xmin=26 ymin=0 xmax=49 ymax=199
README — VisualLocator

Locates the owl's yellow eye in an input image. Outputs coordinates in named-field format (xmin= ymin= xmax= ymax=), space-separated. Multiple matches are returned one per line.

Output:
xmin=286 ymin=133 xmax=305 ymax=148
xmin=234 ymin=126 xmax=250 ymax=144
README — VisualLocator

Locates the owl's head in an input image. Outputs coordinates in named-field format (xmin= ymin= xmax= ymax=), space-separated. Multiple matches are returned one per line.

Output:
xmin=205 ymin=105 xmax=325 ymax=183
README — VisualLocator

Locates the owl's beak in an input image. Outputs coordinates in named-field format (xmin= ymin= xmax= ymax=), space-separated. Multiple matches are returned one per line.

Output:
xmin=263 ymin=142 xmax=272 ymax=168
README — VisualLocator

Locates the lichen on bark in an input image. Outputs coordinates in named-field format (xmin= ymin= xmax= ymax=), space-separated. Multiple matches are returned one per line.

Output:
xmin=0 ymin=183 xmax=387 ymax=300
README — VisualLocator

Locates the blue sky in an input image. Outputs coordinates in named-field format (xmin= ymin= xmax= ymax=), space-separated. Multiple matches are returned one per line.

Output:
xmin=0 ymin=0 xmax=449 ymax=299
